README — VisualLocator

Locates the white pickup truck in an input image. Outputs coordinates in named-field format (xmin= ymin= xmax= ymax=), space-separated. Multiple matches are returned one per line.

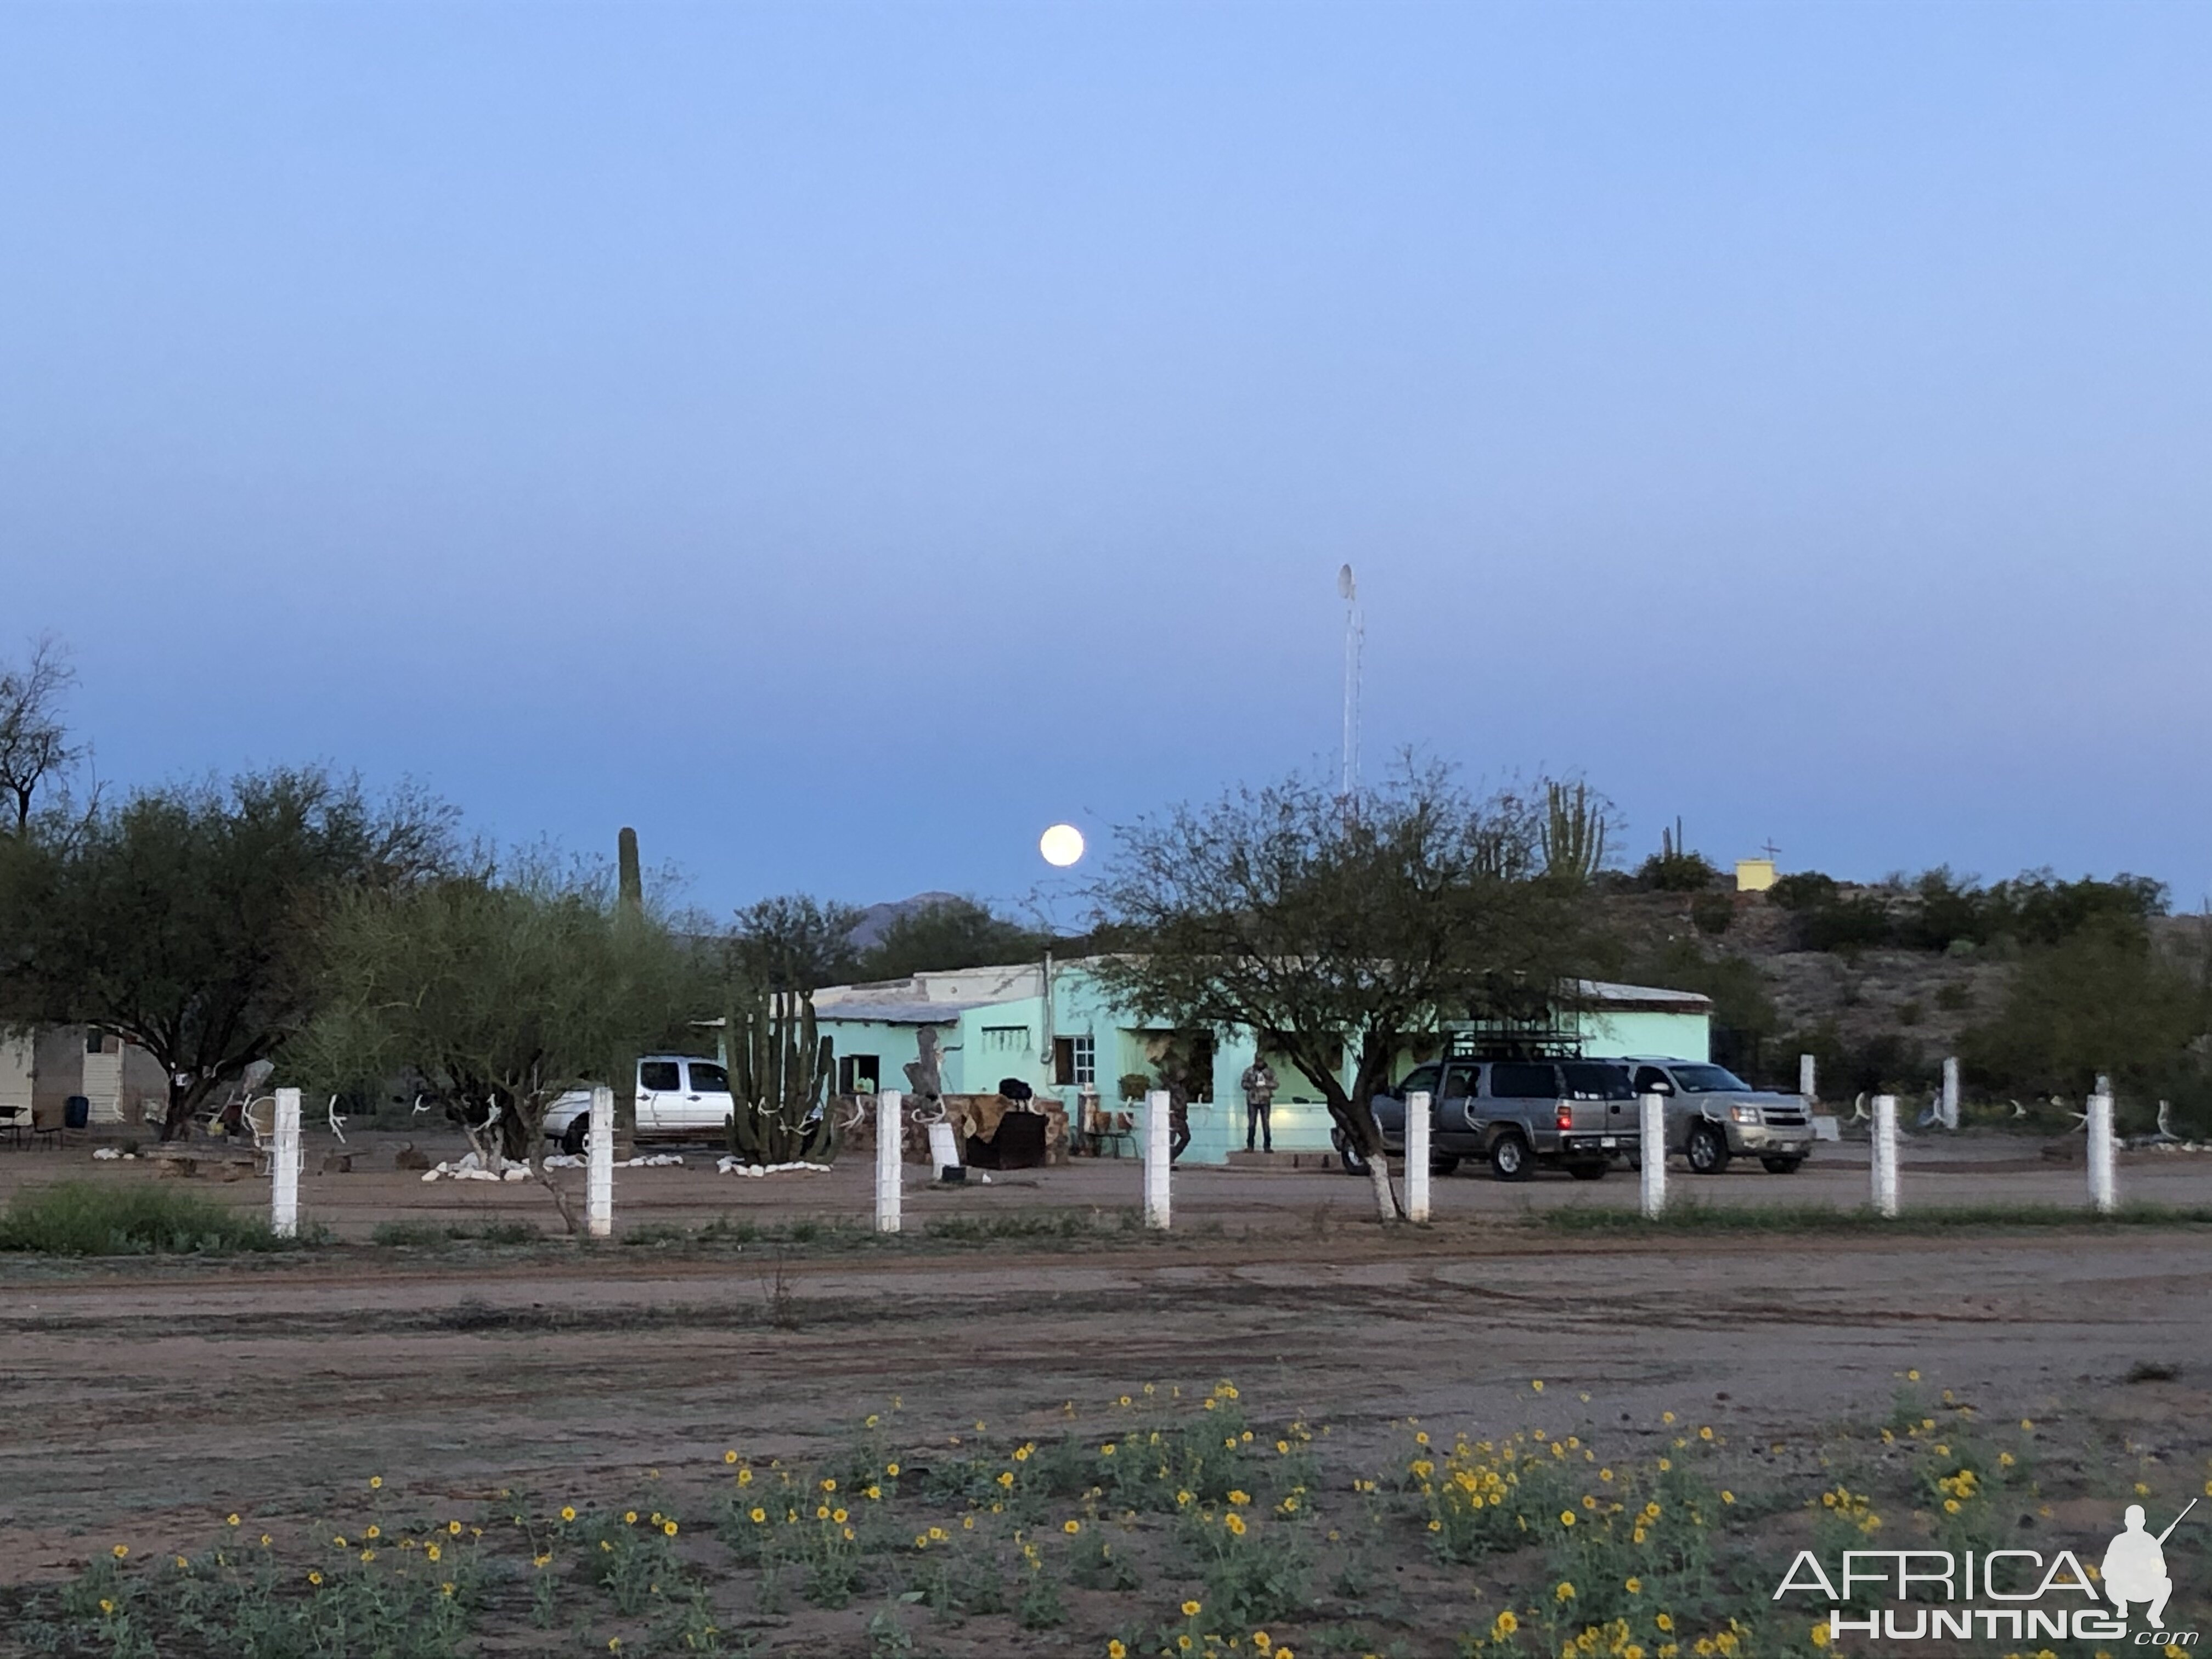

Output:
xmin=541 ymin=1055 xmax=733 ymax=1153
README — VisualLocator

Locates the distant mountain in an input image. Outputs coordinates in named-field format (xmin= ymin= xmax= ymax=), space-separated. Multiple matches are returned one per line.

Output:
xmin=847 ymin=891 xmax=963 ymax=950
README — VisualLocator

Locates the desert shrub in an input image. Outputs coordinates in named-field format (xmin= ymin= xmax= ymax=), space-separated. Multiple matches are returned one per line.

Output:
xmin=1626 ymin=941 xmax=1778 ymax=1080
xmin=1689 ymin=893 xmax=1733 ymax=936
xmin=1960 ymin=918 xmax=2210 ymax=1119
xmin=0 ymin=1181 xmax=292 ymax=1255
xmin=1799 ymin=895 xmax=1895 ymax=952
xmin=1984 ymin=868 xmax=2168 ymax=945
xmin=1782 ymin=867 xmax=2168 ymax=957
xmin=1778 ymin=1020 xmax=1932 ymax=1098
xmin=1636 ymin=850 xmax=1717 ymax=893
xmin=1765 ymin=871 xmax=1838 ymax=911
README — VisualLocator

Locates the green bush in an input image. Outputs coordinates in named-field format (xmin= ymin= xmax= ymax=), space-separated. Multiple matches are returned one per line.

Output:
xmin=0 ymin=1181 xmax=293 ymax=1255
xmin=1774 ymin=867 xmax=2168 ymax=957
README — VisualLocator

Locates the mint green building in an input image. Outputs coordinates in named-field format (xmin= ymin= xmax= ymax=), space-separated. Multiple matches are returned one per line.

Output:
xmin=810 ymin=961 xmax=1711 ymax=1166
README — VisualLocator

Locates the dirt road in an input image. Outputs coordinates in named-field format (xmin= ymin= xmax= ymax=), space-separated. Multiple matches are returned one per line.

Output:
xmin=4 ymin=1210 xmax=2207 ymax=1577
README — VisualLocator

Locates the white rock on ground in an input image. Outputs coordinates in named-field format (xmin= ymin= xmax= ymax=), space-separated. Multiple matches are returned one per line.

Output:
xmin=715 ymin=1156 xmax=834 ymax=1177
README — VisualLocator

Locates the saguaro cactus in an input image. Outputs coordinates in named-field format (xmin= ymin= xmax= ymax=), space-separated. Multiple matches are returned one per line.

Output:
xmin=617 ymin=827 xmax=643 ymax=912
xmin=728 ymin=989 xmax=838 ymax=1165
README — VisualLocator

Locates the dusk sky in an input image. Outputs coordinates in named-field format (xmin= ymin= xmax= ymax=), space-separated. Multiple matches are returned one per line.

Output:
xmin=4 ymin=3 xmax=2208 ymax=919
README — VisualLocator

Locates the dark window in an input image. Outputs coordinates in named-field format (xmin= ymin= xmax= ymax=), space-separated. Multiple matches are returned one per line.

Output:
xmin=639 ymin=1060 xmax=681 ymax=1092
xmin=1441 ymin=1063 xmax=1482 ymax=1099
xmin=1396 ymin=1064 xmax=1441 ymax=1099
xmin=1668 ymin=1064 xmax=1751 ymax=1093
xmin=86 ymin=1031 xmax=106 ymax=1054
xmin=1561 ymin=1061 xmax=1634 ymax=1101
xmin=688 ymin=1062 xmax=729 ymax=1094
xmin=1053 ymin=1037 xmax=1076 ymax=1085
xmin=838 ymin=1054 xmax=881 ymax=1094
xmin=1633 ymin=1065 xmax=1672 ymax=1094
xmin=1487 ymin=1062 xmax=1558 ymax=1099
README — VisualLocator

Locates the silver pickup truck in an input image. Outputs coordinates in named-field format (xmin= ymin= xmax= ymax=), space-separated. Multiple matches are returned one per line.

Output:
xmin=1347 ymin=1056 xmax=1641 ymax=1182
xmin=1617 ymin=1057 xmax=1813 ymax=1175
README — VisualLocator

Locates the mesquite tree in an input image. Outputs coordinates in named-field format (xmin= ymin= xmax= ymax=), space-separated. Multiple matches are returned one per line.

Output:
xmin=0 ymin=634 xmax=81 ymax=837
xmin=1086 ymin=763 xmax=1605 ymax=1221
xmin=0 ymin=768 xmax=453 ymax=1137
xmin=296 ymin=858 xmax=712 ymax=1231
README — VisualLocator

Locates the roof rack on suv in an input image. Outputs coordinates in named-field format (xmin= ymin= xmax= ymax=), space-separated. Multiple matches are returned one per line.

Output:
xmin=1443 ymin=1024 xmax=1585 ymax=1061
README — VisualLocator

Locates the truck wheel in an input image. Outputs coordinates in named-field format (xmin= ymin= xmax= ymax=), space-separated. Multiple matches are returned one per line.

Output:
xmin=561 ymin=1115 xmax=589 ymax=1156
xmin=1760 ymin=1155 xmax=1803 ymax=1175
xmin=1685 ymin=1123 xmax=1731 ymax=1175
xmin=1567 ymin=1161 xmax=1609 ymax=1181
xmin=1488 ymin=1133 xmax=1532 ymax=1182
xmin=1332 ymin=1128 xmax=1370 ymax=1177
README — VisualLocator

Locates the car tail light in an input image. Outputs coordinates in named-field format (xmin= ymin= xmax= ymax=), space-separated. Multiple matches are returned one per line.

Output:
xmin=1555 ymin=1106 xmax=1573 ymax=1130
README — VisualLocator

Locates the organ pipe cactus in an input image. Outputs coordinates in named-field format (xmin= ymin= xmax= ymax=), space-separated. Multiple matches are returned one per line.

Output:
xmin=1540 ymin=781 xmax=1608 ymax=884
xmin=728 ymin=989 xmax=838 ymax=1165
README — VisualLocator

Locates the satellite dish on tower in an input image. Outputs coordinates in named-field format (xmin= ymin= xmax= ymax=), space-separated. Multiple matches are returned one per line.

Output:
xmin=1338 ymin=563 xmax=1356 ymax=602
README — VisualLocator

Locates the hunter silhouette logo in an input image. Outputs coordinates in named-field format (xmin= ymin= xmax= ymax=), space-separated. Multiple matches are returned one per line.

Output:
xmin=1773 ymin=1495 xmax=2199 ymax=1645
xmin=2103 ymin=1499 xmax=2191 ymax=1629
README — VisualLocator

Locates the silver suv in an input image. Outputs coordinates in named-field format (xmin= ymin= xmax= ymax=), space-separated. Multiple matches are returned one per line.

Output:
xmin=1353 ymin=1056 xmax=1640 ymax=1182
xmin=1619 ymin=1057 xmax=1813 ymax=1175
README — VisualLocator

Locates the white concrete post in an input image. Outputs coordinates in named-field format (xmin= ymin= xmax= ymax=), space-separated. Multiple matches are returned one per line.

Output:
xmin=1404 ymin=1091 xmax=1431 ymax=1222
xmin=2087 ymin=1088 xmax=2116 ymax=1215
xmin=586 ymin=1085 xmax=613 ymax=1238
xmin=1798 ymin=1052 xmax=1816 ymax=1103
xmin=876 ymin=1090 xmax=904 ymax=1233
xmin=1639 ymin=1091 xmax=1667 ymax=1220
xmin=270 ymin=1086 xmax=301 ymax=1239
xmin=1870 ymin=1093 xmax=1899 ymax=1218
xmin=1940 ymin=1057 xmax=1960 ymax=1131
xmin=1144 ymin=1088 xmax=1172 ymax=1230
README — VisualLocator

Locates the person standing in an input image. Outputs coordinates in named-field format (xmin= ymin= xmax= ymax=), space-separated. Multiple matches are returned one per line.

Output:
xmin=1240 ymin=1057 xmax=1277 ymax=1153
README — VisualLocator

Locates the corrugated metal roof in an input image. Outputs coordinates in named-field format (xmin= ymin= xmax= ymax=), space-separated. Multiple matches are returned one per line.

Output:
xmin=811 ymin=1001 xmax=980 ymax=1026
xmin=1577 ymin=979 xmax=1714 ymax=1012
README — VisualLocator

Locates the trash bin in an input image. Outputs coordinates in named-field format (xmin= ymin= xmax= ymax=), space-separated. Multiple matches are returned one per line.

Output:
xmin=64 ymin=1094 xmax=89 ymax=1129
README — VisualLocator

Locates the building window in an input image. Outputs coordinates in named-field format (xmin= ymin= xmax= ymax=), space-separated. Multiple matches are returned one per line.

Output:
xmin=838 ymin=1054 xmax=881 ymax=1094
xmin=1053 ymin=1035 xmax=1096 ymax=1087
xmin=980 ymin=1025 xmax=1030 ymax=1054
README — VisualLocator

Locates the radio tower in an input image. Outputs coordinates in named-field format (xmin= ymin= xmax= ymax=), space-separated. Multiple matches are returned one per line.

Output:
xmin=1338 ymin=563 xmax=1363 ymax=799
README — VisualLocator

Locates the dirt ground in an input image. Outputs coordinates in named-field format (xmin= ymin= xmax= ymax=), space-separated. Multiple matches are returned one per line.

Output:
xmin=2 ymin=1132 xmax=2208 ymax=1652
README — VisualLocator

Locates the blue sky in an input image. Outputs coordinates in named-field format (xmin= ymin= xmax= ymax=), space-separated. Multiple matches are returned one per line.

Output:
xmin=3 ymin=2 xmax=2208 ymax=918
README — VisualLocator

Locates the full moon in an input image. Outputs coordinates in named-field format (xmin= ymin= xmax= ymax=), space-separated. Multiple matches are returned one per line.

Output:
xmin=1039 ymin=823 xmax=1086 ymax=867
